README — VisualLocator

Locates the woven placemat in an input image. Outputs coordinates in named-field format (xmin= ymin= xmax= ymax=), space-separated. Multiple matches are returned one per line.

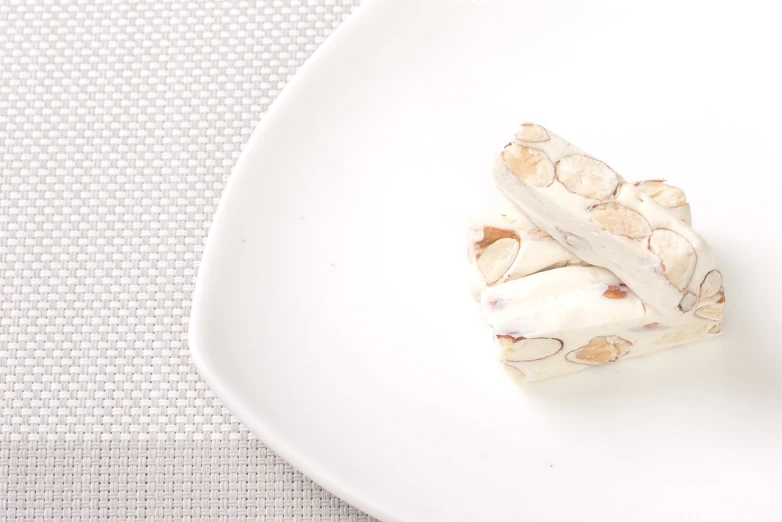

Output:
xmin=0 ymin=1 xmax=378 ymax=520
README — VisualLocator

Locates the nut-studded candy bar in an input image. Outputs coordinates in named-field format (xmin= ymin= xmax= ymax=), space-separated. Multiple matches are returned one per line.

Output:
xmin=481 ymin=265 xmax=724 ymax=383
xmin=493 ymin=123 xmax=720 ymax=319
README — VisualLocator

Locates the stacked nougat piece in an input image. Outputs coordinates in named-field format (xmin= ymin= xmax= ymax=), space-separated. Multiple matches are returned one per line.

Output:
xmin=469 ymin=124 xmax=725 ymax=383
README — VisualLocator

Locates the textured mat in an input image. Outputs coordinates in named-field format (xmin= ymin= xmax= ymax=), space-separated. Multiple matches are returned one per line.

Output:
xmin=0 ymin=1 xmax=377 ymax=520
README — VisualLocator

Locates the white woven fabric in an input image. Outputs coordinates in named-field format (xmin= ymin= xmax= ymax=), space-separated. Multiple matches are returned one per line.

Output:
xmin=0 ymin=1 xmax=377 ymax=520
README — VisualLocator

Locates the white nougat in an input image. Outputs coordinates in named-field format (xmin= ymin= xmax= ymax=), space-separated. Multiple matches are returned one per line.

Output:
xmin=493 ymin=123 xmax=720 ymax=320
xmin=481 ymin=265 xmax=724 ymax=383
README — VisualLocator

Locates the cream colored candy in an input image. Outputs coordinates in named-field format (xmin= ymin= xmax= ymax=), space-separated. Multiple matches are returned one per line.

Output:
xmin=495 ymin=123 xmax=720 ymax=319
xmin=482 ymin=266 xmax=725 ymax=383
xmin=634 ymin=180 xmax=692 ymax=225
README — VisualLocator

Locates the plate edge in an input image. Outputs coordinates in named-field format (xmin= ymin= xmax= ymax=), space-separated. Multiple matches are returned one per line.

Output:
xmin=187 ymin=0 xmax=404 ymax=520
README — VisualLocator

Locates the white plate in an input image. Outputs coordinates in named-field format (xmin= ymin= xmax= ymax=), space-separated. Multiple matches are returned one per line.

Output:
xmin=189 ymin=0 xmax=782 ymax=520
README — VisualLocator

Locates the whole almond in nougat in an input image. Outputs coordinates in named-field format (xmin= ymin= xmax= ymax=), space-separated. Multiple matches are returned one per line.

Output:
xmin=466 ymin=207 xmax=582 ymax=297
xmin=634 ymin=180 xmax=692 ymax=225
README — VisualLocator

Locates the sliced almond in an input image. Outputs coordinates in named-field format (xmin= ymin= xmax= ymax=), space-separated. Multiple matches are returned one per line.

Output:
xmin=589 ymin=202 xmax=652 ymax=239
xmin=603 ymin=285 xmax=629 ymax=299
xmin=565 ymin=336 xmax=632 ymax=366
xmin=502 ymin=144 xmax=555 ymax=187
xmin=648 ymin=229 xmax=697 ymax=290
xmin=555 ymin=154 xmax=620 ymax=200
xmin=477 ymin=237 xmax=520 ymax=284
xmin=514 ymin=123 xmax=549 ymax=143
xmin=634 ymin=180 xmax=687 ymax=208
xmin=634 ymin=180 xmax=691 ymax=224
xmin=499 ymin=336 xmax=563 ymax=362
xmin=709 ymin=323 xmax=722 ymax=334
xmin=695 ymin=303 xmax=724 ymax=321
xmin=700 ymin=270 xmax=723 ymax=300
xmin=472 ymin=227 xmax=521 ymax=285
xmin=678 ymin=292 xmax=698 ymax=312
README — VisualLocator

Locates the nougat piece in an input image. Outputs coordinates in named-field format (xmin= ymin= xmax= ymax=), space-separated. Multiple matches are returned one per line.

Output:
xmin=493 ymin=123 xmax=721 ymax=319
xmin=482 ymin=266 xmax=724 ymax=383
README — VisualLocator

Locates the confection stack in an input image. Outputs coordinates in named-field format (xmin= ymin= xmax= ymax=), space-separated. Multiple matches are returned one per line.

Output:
xmin=469 ymin=124 xmax=725 ymax=383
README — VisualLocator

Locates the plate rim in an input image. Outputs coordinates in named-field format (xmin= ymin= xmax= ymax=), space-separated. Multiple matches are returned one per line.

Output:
xmin=188 ymin=0 xmax=398 ymax=520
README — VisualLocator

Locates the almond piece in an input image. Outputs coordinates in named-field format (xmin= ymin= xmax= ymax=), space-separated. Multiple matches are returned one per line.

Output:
xmin=678 ymin=292 xmax=698 ymax=312
xmin=565 ymin=336 xmax=632 ymax=366
xmin=603 ymin=285 xmax=629 ymax=299
xmin=700 ymin=270 xmax=723 ymax=300
xmin=514 ymin=123 xmax=550 ymax=143
xmin=709 ymin=324 xmax=722 ymax=334
xmin=634 ymin=180 xmax=692 ymax=224
xmin=634 ymin=180 xmax=687 ymax=208
xmin=589 ymin=202 xmax=652 ymax=239
xmin=648 ymin=229 xmax=697 ymax=290
xmin=695 ymin=303 xmax=724 ymax=321
xmin=555 ymin=154 xmax=620 ymax=200
xmin=477 ymin=237 xmax=520 ymax=284
xmin=499 ymin=335 xmax=563 ymax=362
xmin=472 ymin=226 xmax=521 ymax=285
xmin=502 ymin=144 xmax=555 ymax=187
